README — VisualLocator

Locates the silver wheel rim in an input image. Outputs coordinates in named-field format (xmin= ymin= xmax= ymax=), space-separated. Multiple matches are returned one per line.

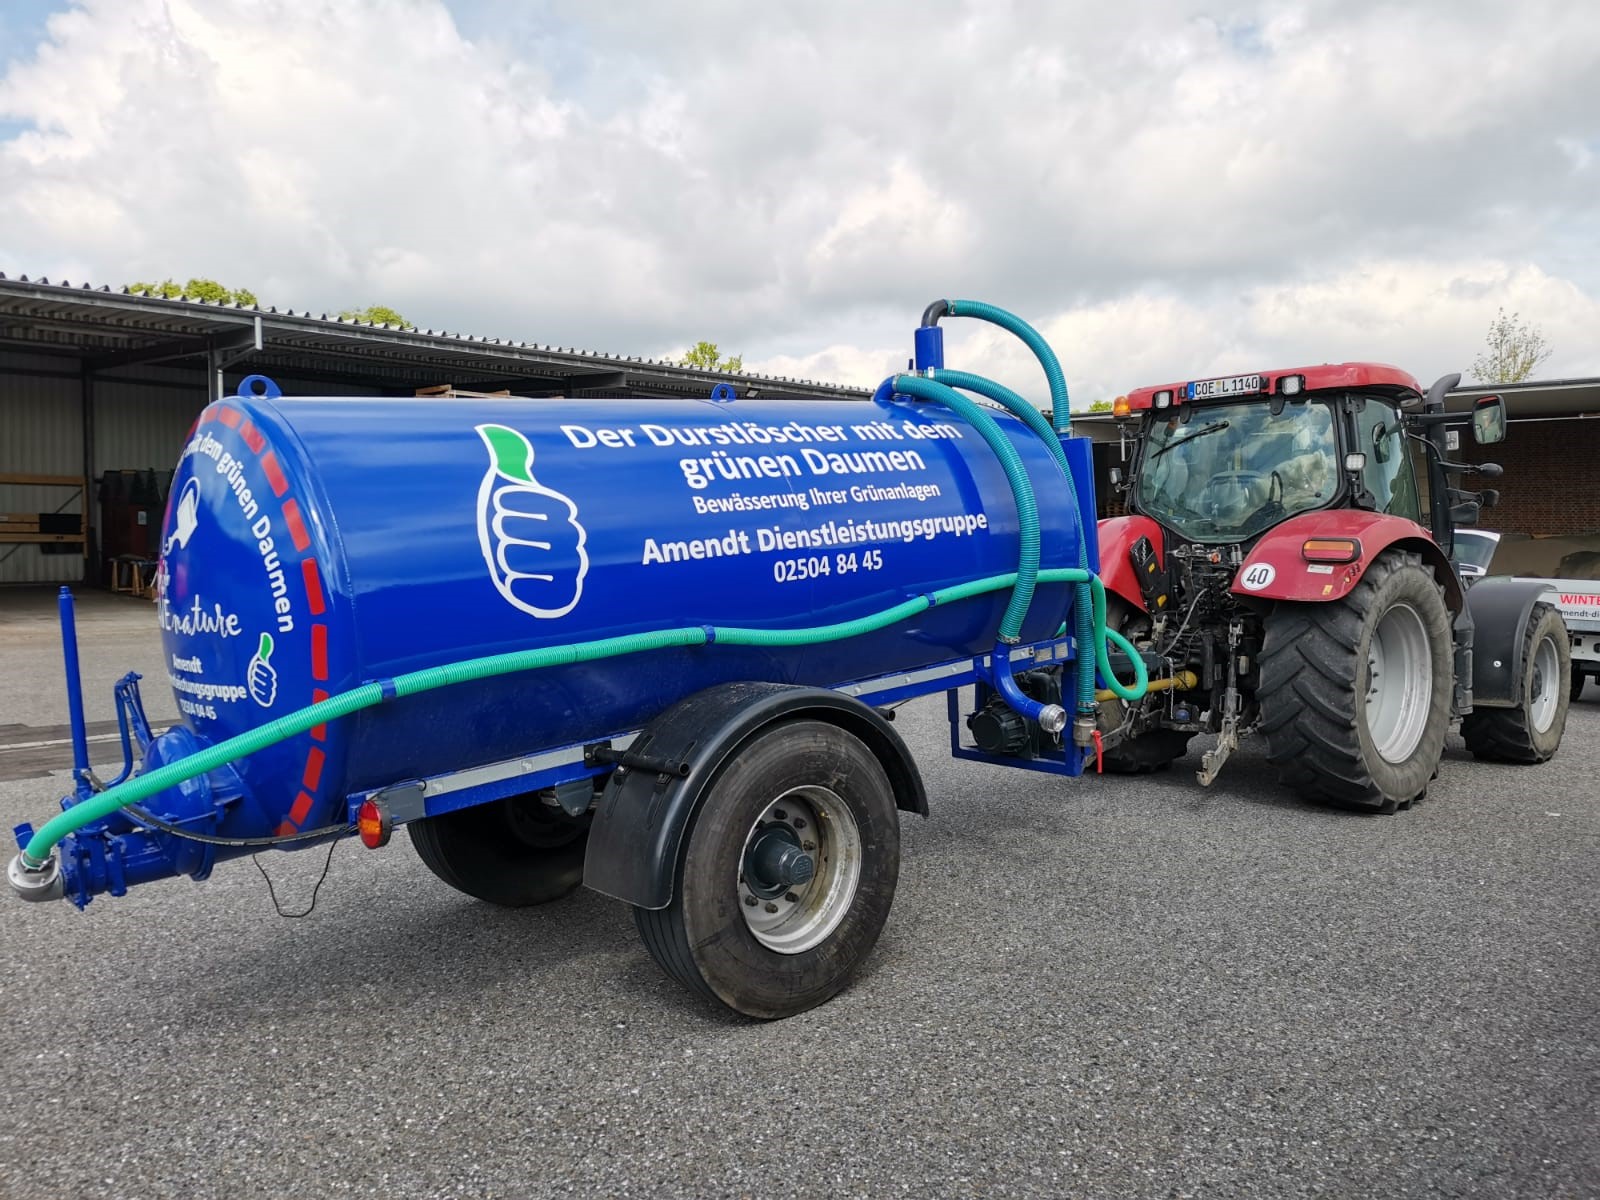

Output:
xmin=1530 ymin=634 xmax=1559 ymax=733
xmin=738 ymin=785 xmax=861 ymax=956
xmin=1366 ymin=602 xmax=1433 ymax=763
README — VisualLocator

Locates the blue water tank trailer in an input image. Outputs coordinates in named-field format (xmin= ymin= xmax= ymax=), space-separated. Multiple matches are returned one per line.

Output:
xmin=8 ymin=301 xmax=1142 ymax=1018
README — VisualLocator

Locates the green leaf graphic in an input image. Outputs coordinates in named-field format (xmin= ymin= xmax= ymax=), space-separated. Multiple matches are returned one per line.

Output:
xmin=478 ymin=424 xmax=536 ymax=483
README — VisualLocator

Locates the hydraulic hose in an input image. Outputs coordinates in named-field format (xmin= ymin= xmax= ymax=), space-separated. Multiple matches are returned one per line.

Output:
xmin=945 ymin=300 xmax=1071 ymax=436
xmin=17 ymin=569 xmax=1146 ymax=869
xmin=929 ymin=368 xmax=1097 ymax=716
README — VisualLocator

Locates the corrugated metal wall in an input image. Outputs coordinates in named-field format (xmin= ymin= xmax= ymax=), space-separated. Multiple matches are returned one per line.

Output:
xmin=0 ymin=353 xmax=88 ymax=584
xmin=1 ymin=353 xmax=378 ymax=584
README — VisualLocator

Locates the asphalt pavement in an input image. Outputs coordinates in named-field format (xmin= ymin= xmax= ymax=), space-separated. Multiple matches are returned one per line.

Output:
xmin=1 ymin=589 xmax=1596 ymax=1199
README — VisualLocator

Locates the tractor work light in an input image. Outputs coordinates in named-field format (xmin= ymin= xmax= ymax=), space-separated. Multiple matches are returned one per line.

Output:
xmin=356 ymin=798 xmax=392 ymax=849
xmin=1277 ymin=374 xmax=1305 ymax=396
xmin=1153 ymin=390 xmax=1173 ymax=409
xmin=1302 ymin=537 xmax=1362 ymax=564
xmin=1345 ymin=452 xmax=1367 ymax=472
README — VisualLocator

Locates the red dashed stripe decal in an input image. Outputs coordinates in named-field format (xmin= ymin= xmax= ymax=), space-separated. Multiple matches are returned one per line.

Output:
xmin=282 ymin=500 xmax=311 ymax=552
xmin=261 ymin=451 xmax=289 ymax=497
xmin=301 ymin=557 xmax=326 ymax=615
xmin=213 ymin=398 xmax=336 ymax=835
xmin=301 ymin=747 xmax=326 ymax=792
xmin=311 ymin=624 xmax=329 ymax=681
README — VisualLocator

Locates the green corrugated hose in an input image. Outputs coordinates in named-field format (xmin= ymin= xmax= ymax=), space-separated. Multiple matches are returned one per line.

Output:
xmin=928 ymin=368 xmax=1097 ymax=715
xmin=946 ymin=299 xmax=1071 ymax=436
xmin=889 ymin=375 xmax=1040 ymax=641
xmin=21 ymin=569 xmax=1146 ymax=868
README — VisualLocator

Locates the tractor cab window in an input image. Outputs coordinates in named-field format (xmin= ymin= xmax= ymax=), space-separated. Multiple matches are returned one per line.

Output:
xmin=1133 ymin=399 xmax=1338 ymax=543
xmin=1356 ymin=399 xmax=1422 ymax=524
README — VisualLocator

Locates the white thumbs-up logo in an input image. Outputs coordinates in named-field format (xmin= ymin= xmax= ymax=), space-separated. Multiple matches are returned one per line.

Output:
xmin=475 ymin=424 xmax=589 ymax=619
xmin=163 ymin=478 xmax=201 ymax=556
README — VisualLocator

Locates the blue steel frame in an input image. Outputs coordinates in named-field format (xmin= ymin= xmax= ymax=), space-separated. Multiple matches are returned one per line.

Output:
xmin=340 ymin=631 xmax=1092 ymax=828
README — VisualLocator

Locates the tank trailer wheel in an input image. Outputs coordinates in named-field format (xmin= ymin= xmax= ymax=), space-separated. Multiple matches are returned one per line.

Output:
xmin=1462 ymin=603 xmax=1570 ymax=764
xmin=1573 ymin=674 xmax=1587 ymax=703
xmin=409 ymin=793 xmax=590 ymax=906
xmin=1097 ymin=598 xmax=1194 ymax=773
xmin=634 ymin=720 xmax=900 ymax=1020
xmin=1259 ymin=550 xmax=1453 ymax=814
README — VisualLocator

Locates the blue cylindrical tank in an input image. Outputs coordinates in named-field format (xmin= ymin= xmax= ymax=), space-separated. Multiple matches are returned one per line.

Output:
xmin=155 ymin=391 xmax=1084 ymax=837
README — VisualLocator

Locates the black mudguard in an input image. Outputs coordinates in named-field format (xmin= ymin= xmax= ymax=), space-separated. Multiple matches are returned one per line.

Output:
xmin=1464 ymin=576 xmax=1559 ymax=708
xmin=582 ymin=681 xmax=926 ymax=910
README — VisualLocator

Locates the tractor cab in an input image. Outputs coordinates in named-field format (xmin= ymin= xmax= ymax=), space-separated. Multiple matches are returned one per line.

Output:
xmin=1110 ymin=365 xmax=1484 ymax=552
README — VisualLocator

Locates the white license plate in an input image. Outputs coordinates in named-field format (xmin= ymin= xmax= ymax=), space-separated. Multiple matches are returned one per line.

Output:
xmin=1187 ymin=374 xmax=1263 ymax=400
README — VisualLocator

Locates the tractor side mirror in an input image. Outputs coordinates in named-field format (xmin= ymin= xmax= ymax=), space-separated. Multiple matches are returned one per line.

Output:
xmin=1471 ymin=395 xmax=1506 ymax=444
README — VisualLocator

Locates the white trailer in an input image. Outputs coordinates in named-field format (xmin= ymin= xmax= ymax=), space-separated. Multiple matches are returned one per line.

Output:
xmin=1453 ymin=530 xmax=1597 ymax=701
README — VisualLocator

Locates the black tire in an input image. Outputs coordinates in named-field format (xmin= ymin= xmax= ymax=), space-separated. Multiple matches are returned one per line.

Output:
xmin=1571 ymin=672 xmax=1587 ymax=704
xmin=1098 ymin=598 xmax=1194 ymax=773
xmin=1259 ymin=550 xmax=1453 ymax=814
xmin=1461 ymin=603 xmax=1570 ymax=764
xmin=408 ymin=793 xmax=590 ymax=906
xmin=635 ymin=719 xmax=900 ymax=1020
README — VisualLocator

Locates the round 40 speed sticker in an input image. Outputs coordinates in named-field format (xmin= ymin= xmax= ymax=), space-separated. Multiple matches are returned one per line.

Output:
xmin=1238 ymin=562 xmax=1276 ymax=591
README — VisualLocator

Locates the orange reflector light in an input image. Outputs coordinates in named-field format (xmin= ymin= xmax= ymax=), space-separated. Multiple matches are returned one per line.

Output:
xmin=1302 ymin=537 xmax=1361 ymax=563
xmin=356 ymin=799 xmax=392 ymax=849
xmin=1112 ymin=395 xmax=1131 ymax=417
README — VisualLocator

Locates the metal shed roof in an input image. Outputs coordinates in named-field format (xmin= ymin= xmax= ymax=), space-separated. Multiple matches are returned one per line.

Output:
xmin=0 ymin=273 xmax=870 ymax=400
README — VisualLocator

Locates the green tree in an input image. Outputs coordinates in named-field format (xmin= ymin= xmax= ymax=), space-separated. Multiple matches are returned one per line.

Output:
xmin=1086 ymin=398 xmax=1114 ymax=413
xmin=339 ymin=304 xmax=411 ymax=328
xmin=681 ymin=340 xmax=743 ymax=372
xmin=1471 ymin=308 xmax=1552 ymax=383
xmin=125 ymin=277 xmax=258 ymax=306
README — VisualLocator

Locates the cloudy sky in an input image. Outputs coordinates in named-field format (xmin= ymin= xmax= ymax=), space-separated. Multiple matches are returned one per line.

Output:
xmin=2 ymin=0 xmax=1597 ymax=406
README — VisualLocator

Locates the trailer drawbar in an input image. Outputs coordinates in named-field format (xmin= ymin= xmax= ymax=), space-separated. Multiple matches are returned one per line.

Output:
xmin=8 ymin=300 xmax=1147 ymax=1018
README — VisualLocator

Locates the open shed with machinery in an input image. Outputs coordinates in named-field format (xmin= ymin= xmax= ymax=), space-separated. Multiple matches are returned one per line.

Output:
xmin=0 ymin=273 xmax=867 ymax=588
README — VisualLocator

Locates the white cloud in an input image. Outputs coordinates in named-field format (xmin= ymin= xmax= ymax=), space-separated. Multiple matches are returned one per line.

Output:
xmin=1 ymin=0 xmax=1596 ymax=393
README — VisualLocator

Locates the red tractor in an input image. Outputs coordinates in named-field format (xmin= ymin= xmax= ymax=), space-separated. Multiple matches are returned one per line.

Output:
xmin=1096 ymin=364 xmax=1570 ymax=812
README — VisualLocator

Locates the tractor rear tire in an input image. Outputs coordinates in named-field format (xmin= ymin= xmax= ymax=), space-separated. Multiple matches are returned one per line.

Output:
xmin=1259 ymin=550 xmax=1453 ymax=814
xmin=1098 ymin=598 xmax=1194 ymax=773
xmin=1461 ymin=602 xmax=1570 ymax=764
xmin=409 ymin=794 xmax=590 ymax=906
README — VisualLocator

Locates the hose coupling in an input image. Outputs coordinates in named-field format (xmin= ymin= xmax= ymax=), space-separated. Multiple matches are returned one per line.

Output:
xmin=8 ymin=852 xmax=64 ymax=903
xmin=1036 ymin=705 xmax=1068 ymax=736
xmin=1071 ymin=714 xmax=1098 ymax=748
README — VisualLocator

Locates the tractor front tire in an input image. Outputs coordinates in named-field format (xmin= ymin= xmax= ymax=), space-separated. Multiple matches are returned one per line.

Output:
xmin=409 ymin=794 xmax=590 ymax=906
xmin=1259 ymin=550 xmax=1453 ymax=814
xmin=1462 ymin=602 xmax=1570 ymax=764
